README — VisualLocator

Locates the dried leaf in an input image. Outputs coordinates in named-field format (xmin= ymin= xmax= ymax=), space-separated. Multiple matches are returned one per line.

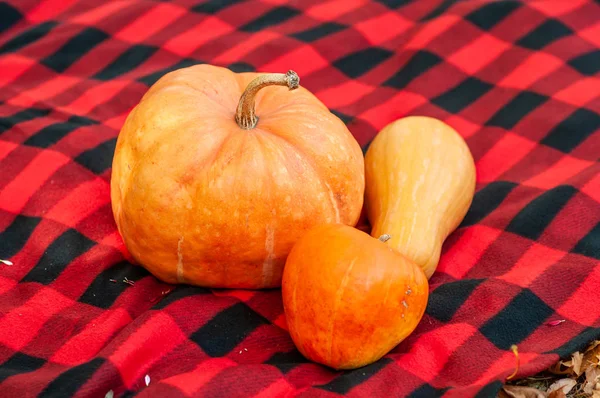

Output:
xmin=500 ymin=385 xmax=547 ymax=398
xmin=586 ymin=366 xmax=600 ymax=385
xmin=572 ymin=351 xmax=584 ymax=376
xmin=547 ymin=390 xmax=565 ymax=398
xmin=547 ymin=378 xmax=576 ymax=395
xmin=585 ymin=340 xmax=600 ymax=353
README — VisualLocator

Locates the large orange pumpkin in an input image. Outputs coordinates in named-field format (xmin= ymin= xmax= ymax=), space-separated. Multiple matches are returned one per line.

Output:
xmin=282 ymin=224 xmax=429 ymax=370
xmin=110 ymin=65 xmax=365 ymax=289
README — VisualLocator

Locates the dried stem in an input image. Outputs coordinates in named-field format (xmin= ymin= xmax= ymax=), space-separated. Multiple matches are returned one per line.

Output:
xmin=235 ymin=70 xmax=299 ymax=129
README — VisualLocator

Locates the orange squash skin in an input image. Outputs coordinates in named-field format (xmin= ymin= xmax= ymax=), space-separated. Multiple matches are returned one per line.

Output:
xmin=110 ymin=65 xmax=365 ymax=289
xmin=281 ymin=224 xmax=429 ymax=370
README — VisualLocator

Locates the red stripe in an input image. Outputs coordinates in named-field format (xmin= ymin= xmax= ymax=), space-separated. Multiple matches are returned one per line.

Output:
xmin=51 ymin=308 xmax=132 ymax=365
xmin=395 ymin=323 xmax=476 ymax=382
xmin=0 ymin=287 xmax=73 ymax=350
xmin=115 ymin=3 xmax=187 ymax=44
xmin=437 ymin=226 xmax=502 ymax=279
xmin=164 ymin=17 xmax=234 ymax=56
xmin=0 ymin=140 xmax=18 ymax=162
xmin=0 ymin=150 xmax=70 ymax=214
xmin=27 ymin=0 xmax=78 ymax=21
xmin=0 ymin=55 xmax=35 ymax=88
xmin=109 ymin=313 xmax=187 ymax=387
xmin=162 ymin=358 xmax=238 ymax=395
xmin=498 ymin=243 xmax=565 ymax=287
xmin=476 ymin=133 xmax=537 ymax=183
xmin=9 ymin=76 xmax=81 ymax=108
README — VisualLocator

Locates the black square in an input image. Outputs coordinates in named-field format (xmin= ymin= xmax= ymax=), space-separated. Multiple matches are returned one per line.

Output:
xmin=572 ymin=222 xmax=599 ymax=260
xmin=0 ymin=215 xmax=42 ymax=259
xmin=94 ymin=45 xmax=158 ymax=81
xmin=461 ymin=181 xmax=517 ymax=227
xmin=334 ymin=47 xmax=393 ymax=78
xmin=317 ymin=358 xmax=392 ymax=394
xmin=240 ymin=6 xmax=300 ymax=32
xmin=0 ymin=2 xmax=22 ymax=34
xmin=568 ymin=50 xmax=600 ymax=76
xmin=0 ymin=107 xmax=50 ymax=134
xmin=191 ymin=303 xmax=269 ymax=357
xmin=228 ymin=62 xmax=255 ymax=73
xmin=0 ymin=353 xmax=46 ymax=383
xmin=193 ymin=0 xmax=245 ymax=14
xmin=75 ymin=138 xmax=116 ymax=174
xmin=480 ymin=289 xmax=554 ymax=350
xmin=22 ymin=229 xmax=97 ymax=285
xmin=506 ymin=185 xmax=577 ymax=241
xmin=153 ymin=285 xmax=210 ymax=310
xmin=516 ymin=19 xmax=573 ymax=50
xmin=487 ymin=91 xmax=548 ymax=129
xmin=466 ymin=2 xmax=521 ymax=31
xmin=138 ymin=58 xmax=200 ymax=86
xmin=374 ymin=0 xmax=412 ymax=8
xmin=474 ymin=381 xmax=504 ymax=398
xmin=265 ymin=350 xmax=307 ymax=374
xmin=291 ymin=22 xmax=346 ymax=42
xmin=409 ymin=383 xmax=449 ymax=398
xmin=40 ymin=358 xmax=104 ymax=397
xmin=541 ymin=108 xmax=600 ymax=153
xmin=426 ymin=279 xmax=484 ymax=322
xmin=78 ymin=261 xmax=151 ymax=308
xmin=383 ymin=50 xmax=442 ymax=90
xmin=421 ymin=0 xmax=458 ymax=22
xmin=0 ymin=21 xmax=58 ymax=55
xmin=41 ymin=27 xmax=109 ymax=73
xmin=432 ymin=77 xmax=493 ymax=114
xmin=331 ymin=109 xmax=353 ymax=125
xmin=25 ymin=115 xmax=98 ymax=148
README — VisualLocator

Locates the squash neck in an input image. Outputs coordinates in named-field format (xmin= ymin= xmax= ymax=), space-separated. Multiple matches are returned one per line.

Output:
xmin=235 ymin=70 xmax=299 ymax=130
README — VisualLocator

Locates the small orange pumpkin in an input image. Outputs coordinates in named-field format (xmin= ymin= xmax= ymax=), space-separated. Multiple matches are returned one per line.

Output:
xmin=110 ymin=65 xmax=365 ymax=289
xmin=282 ymin=223 xmax=429 ymax=370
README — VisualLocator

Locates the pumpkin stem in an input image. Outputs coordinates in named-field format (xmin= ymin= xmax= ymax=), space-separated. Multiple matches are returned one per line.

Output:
xmin=235 ymin=70 xmax=300 ymax=129
xmin=378 ymin=234 xmax=391 ymax=242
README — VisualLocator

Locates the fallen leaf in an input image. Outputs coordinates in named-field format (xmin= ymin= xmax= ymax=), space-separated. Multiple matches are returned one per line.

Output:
xmin=585 ymin=340 xmax=600 ymax=353
xmin=500 ymin=385 xmax=547 ymax=398
xmin=586 ymin=366 xmax=600 ymax=384
xmin=547 ymin=378 xmax=576 ymax=395
xmin=547 ymin=390 xmax=565 ymax=398
xmin=573 ymin=351 xmax=584 ymax=376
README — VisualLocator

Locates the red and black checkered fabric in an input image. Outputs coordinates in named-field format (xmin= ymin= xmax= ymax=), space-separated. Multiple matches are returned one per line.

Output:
xmin=0 ymin=0 xmax=599 ymax=396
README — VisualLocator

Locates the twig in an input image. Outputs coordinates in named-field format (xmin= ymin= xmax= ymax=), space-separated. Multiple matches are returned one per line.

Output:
xmin=507 ymin=345 xmax=520 ymax=380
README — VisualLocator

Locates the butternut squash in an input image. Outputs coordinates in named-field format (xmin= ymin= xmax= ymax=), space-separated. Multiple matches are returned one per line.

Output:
xmin=364 ymin=116 xmax=476 ymax=279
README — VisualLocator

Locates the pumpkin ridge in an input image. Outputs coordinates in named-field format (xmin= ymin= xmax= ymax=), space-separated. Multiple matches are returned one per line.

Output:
xmin=259 ymin=127 xmax=342 ymax=223
xmin=327 ymin=256 xmax=357 ymax=365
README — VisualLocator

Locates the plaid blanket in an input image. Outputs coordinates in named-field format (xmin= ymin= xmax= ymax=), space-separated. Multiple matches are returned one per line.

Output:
xmin=1 ymin=0 xmax=599 ymax=396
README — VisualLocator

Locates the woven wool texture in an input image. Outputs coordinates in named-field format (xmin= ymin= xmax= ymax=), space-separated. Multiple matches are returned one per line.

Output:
xmin=0 ymin=0 xmax=599 ymax=396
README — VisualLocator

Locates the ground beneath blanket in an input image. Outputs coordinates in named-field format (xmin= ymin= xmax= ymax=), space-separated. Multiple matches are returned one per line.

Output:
xmin=502 ymin=339 xmax=600 ymax=397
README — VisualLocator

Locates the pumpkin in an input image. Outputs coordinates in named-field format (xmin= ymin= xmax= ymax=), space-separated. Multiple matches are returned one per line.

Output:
xmin=365 ymin=116 xmax=476 ymax=279
xmin=110 ymin=65 xmax=365 ymax=289
xmin=281 ymin=223 xmax=429 ymax=370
